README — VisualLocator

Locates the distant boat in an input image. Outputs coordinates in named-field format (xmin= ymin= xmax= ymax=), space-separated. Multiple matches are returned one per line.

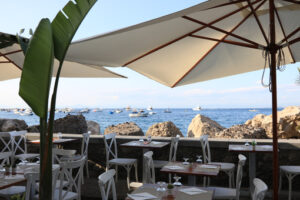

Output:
xmin=129 ymin=110 xmax=148 ymax=117
xmin=125 ymin=106 xmax=131 ymax=111
xmin=149 ymin=111 xmax=156 ymax=115
xmin=249 ymin=109 xmax=258 ymax=112
xmin=79 ymin=108 xmax=89 ymax=113
xmin=115 ymin=109 xmax=123 ymax=113
xmin=109 ymin=111 xmax=114 ymax=114
xmin=164 ymin=109 xmax=172 ymax=113
xmin=193 ymin=106 xmax=201 ymax=111
xmin=92 ymin=108 xmax=102 ymax=112
xmin=147 ymin=106 xmax=153 ymax=111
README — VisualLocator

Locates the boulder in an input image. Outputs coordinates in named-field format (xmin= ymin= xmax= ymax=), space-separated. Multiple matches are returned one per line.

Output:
xmin=104 ymin=122 xmax=144 ymax=136
xmin=187 ymin=114 xmax=224 ymax=137
xmin=215 ymin=124 xmax=268 ymax=139
xmin=0 ymin=119 xmax=28 ymax=132
xmin=53 ymin=114 xmax=87 ymax=134
xmin=245 ymin=106 xmax=300 ymax=138
xmin=26 ymin=125 xmax=39 ymax=133
xmin=87 ymin=120 xmax=101 ymax=135
xmin=146 ymin=121 xmax=183 ymax=137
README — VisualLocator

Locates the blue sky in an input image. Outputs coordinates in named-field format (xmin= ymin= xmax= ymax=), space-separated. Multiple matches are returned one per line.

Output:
xmin=0 ymin=0 xmax=299 ymax=108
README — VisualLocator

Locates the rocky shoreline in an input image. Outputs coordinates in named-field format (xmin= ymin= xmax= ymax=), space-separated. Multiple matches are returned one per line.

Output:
xmin=0 ymin=106 xmax=299 ymax=139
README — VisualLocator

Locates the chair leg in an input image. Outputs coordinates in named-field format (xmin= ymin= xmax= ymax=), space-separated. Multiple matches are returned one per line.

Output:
xmin=115 ymin=165 xmax=118 ymax=182
xmin=85 ymin=159 xmax=89 ymax=178
xmin=126 ymin=166 xmax=131 ymax=190
xmin=279 ymin=170 xmax=282 ymax=192
xmin=288 ymin=173 xmax=293 ymax=200
xmin=134 ymin=163 xmax=138 ymax=182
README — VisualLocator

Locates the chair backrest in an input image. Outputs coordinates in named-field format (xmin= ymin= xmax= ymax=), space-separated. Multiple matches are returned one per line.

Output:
xmin=0 ymin=151 xmax=12 ymax=166
xmin=200 ymin=135 xmax=211 ymax=163
xmin=52 ymin=148 xmax=76 ymax=164
xmin=144 ymin=151 xmax=155 ymax=184
xmin=98 ymin=169 xmax=117 ymax=200
xmin=81 ymin=132 xmax=90 ymax=156
xmin=58 ymin=156 xmax=85 ymax=200
xmin=0 ymin=132 xmax=13 ymax=153
xmin=169 ymin=137 xmax=180 ymax=162
xmin=235 ymin=154 xmax=247 ymax=200
xmin=103 ymin=133 xmax=118 ymax=165
xmin=252 ymin=178 xmax=268 ymax=200
xmin=24 ymin=165 xmax=60 ymax=200
xmin=10 ymin=131 xmax=28 ymax=156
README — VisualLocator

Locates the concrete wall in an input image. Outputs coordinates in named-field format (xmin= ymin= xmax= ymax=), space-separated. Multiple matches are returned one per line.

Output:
xmin=26 ymin=133 xmax=300 ymax=190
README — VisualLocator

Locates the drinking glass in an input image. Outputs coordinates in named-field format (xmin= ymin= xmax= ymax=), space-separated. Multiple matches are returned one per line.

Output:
xmin=183 ymin=158 xmax=189 ymax=164
xmin=173 ymin=176 xmax=182 ymax=186
xmin=156 ymin=181 xmax=166 ymax=191
xmin=0 ymin=167 xmax=5 ymax=180
xmin=58 ymin=132 xmax=62 ymax=139
xmin=196 ymin=155 xmax=202 ymax=163
xmin=147 ymin=136 xmax=152 ymax=143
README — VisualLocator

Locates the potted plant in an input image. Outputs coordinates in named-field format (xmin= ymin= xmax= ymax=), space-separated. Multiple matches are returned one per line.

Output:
xmin=167 ymin=184 xmax=174 ymax=196
xmin=251 ymin=140 xmax=257 ymax=150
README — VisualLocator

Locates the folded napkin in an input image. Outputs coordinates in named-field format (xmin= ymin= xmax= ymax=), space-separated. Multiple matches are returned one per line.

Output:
xmin=151 ymin=141 xmax=162 ymax=145
xmin=164 ymin=165 xmax=184 ymax=170
xmin=179 ymin=187 xmax=207 ymax=195
xmin=127 ymin=192 xmax=157 ymax=200
xmin=200 ymin=165 xmax=218 ymax=169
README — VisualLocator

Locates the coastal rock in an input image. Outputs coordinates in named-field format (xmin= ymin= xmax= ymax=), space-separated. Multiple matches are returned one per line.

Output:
xmin=146 ymin=121 xmax=183 ymax=137
xmin=245 ymin=106 xmax=300 ymax=138
xmin=26 ymin=125 xmax=39 ymax=133
xmin=215 ymin=124 xmax=268 ymax=139
xmin=87 ymin=120 xmax=101 ymax=135
xmin=0 ymin=119 xmax=28 ymax=132
xmin=53 ymin=114 xmax=87 ymax=134
xmin=187 ymin=114 xmax=224 ymax=137
xmin=104 ymin=122 xmax=144 ymax=136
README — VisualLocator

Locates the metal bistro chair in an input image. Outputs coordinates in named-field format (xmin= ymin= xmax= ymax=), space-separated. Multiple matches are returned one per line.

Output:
xmin=129 ymin=151 xmax=155 ymax=189
xmin=252 ymin=178 xmax=268 ymax=200
xmin=104 ymin=133 xmax=138 ymax=189
xmin=279 ymin=165 xmax=300 ymax=200
xmin=53 ymin=156 xmax=86 ymax=200
xmin=200 ymin=134 xmax=235 ymax=187
xmin=208 ymin=154 xmax=247 ymax=200
xmin=98 ymin=169 xmax=117 ymax=200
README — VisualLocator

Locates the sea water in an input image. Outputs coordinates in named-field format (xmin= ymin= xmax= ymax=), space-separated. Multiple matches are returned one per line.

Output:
xmin=0 ymin=108 xmax=279 ymax=137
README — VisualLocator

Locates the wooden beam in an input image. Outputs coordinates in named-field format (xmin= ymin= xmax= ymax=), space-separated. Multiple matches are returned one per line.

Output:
xmin=123 ymin=0 xmax=262 ymax=66
xmin=274 ymin=6 xmax=295 ymax=63
xmin=171 ymin=0 xmax=267 ymax=88
xmin=189 ymin=34 xmax=260 ymax=49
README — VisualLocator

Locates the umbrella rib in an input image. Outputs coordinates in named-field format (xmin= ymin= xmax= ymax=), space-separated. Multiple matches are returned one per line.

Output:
xmin=274 ymin=6 xmax=296 ymax=63
xmin=189 ymin=35 xmax=260 ymax=49
xmin=282 ymin=37 xmax=300 ymax=47
xmin=0 ymin=49 xmax=22 ymax=57
xmin=282 ymin=0 xmax=300 ymax=4
xmin=204 ymin=0 xmax=248 ymax=10
xmin=1 ymin=54 xmax=22 ymax=70
xmin=277 ymin=27 xmax=300 ymax=45
xmin=123 ymin=0 xmax=263 ymax=66
xmin=171 ymin=0 xmax=267 ymax=88
xmin=0 ymin=61 xmax=10 ymax=63
xmin=182 ymin=16 xmax=263 ymax=47
xmin=246 ymin=0 xmax=269 ymax=46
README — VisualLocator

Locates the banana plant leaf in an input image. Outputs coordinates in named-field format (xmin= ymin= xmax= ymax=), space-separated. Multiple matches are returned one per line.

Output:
xmin=19 ymin=18 xmax=53 ymax=118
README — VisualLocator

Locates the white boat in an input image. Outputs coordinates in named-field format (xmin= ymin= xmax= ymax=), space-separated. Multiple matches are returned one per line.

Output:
xmin=129 ymin=110 xmax=148 ymax=117
xmin=164 ymin=109 xmax=172 ymax=113
xmin=249 ymin=109 xmax=258 ymax=112
xmin=115 ymin=109 xmax=123 ymax=113
xmin=193 ymin=106 xmax=201 ymax=111
xmin=20 ymin=109 xmax=33 ymax=116
xmin=80 ymin=108 xmax=90 ymax=113
xmin=92 ymin=108 xmax=102 ymax=112
xmin=147 ymin=106 xmax=153 ymax=111
xmin=125 ymin=106 xmax=131 ymax=111
xmin=149 ymin=111 xmax=156 ymax=115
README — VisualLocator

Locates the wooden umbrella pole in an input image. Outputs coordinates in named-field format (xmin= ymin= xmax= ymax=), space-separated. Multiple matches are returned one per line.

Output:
xmin=269 ymin=0 xmax=279 ymax=199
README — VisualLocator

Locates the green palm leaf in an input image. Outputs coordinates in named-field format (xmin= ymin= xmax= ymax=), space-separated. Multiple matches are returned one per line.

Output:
xmin=19 ymin=18 xmax=53 ymax=118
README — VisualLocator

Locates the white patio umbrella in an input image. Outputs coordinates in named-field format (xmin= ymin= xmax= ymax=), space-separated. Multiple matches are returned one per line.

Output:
xmin=65 ymin=1 xmax=299 ymax=199
xmin=0 ymin=33 xmax=126 ymax=81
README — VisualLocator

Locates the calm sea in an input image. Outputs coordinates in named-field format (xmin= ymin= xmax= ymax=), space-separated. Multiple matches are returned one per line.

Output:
xmin=0 ymin=108 xmax=281 ymax=136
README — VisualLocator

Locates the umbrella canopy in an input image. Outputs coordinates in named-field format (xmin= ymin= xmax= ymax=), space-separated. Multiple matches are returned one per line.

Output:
xmin=0 ymin=33 xmax=126 ymax=81
xmin=65 ymin=1 xmax=299 ymax=199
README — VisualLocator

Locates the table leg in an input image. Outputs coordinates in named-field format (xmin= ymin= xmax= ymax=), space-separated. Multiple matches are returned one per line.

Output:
xmin=249 ymin=152 xmax=256 ymax=195
xmin=188 ymin=175 xmax=196 ymax=186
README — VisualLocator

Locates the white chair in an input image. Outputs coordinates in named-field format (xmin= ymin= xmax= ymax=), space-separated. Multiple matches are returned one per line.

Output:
xmin=200 ymin=135 xmax=235 ymax=187
xmin=25 ymin=165 xmax=60 ymax=200
xmin=53 ymin=156 xmax=86 ymax=200
xmin=11 ymin=131 xmax=39 ymax=162
xmin=252 ymin=178 xmax=268 ymax=200
xmin=104 ymin=133 xmax=138 ymax=189
xmin=129 ymin=151 xmax=155 ymax=189
xmin=0 ymin=151 xmax=25 ymax=200
xmin=98 ymin=169 xmax=117 ymax=200
xmin=53 ymin=148 xmax=77 ymax=164
xmin=0 ymin=132 xmax=13 ymax=153
xmin=208 ymin=154 xmax=247 ymax=200
xmin=279 ymin=165 xmax=300 ymax=200
xmin=153 ymin=137 xmax=179 ymax=168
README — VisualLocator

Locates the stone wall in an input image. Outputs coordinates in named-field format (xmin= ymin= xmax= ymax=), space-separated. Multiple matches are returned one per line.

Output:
xmin=26 ymin=133 xmax=300 ymax=190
